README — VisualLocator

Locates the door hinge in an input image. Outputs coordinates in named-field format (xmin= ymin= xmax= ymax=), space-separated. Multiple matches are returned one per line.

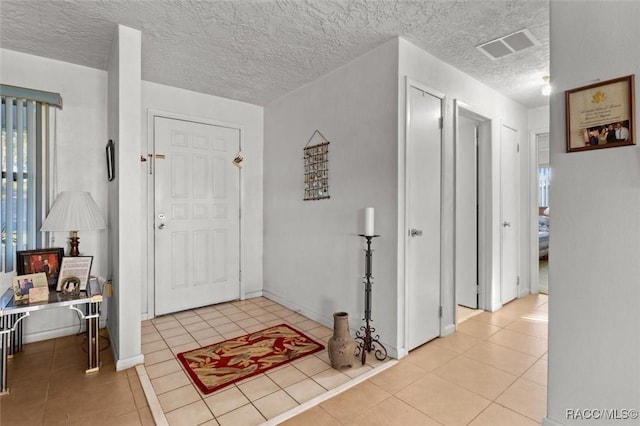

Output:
xmin=439 ymin=117 xmax=443 ymax=129
xmin=439 ymin=306 xmax=443 ymax=318
xmin=517 ymin=276 xmax=520 ymax=286
xmin=517 ymin=143 xmax=520 ymax=153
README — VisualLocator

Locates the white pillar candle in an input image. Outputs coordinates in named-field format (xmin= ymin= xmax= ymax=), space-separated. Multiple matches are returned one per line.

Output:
xmin=364 ymin=207 xmax=375 ymax=236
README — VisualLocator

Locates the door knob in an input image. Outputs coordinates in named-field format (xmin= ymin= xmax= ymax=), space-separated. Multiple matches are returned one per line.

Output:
xmin=503 ymin=221 xmax=511 ymax=227
xmin=158 ymin=223 xmax=166 ymax=230
xmin=409 ymin=228 xmax=423 ymax=237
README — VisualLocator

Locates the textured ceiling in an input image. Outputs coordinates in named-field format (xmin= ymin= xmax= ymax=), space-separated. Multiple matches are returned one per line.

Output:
xmin=0 ymin=0 xmax=549 ymax=108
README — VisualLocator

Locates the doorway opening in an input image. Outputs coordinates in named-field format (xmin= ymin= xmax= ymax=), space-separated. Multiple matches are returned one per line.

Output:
xmin=536 ymin=133 xmax=550 ymax=295
xmin=454 ymin=101 xmax=491 ymax=324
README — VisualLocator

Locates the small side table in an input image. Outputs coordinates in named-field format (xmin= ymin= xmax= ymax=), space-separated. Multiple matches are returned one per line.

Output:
xmin=0 ymin=283 xmax=102 ymax=395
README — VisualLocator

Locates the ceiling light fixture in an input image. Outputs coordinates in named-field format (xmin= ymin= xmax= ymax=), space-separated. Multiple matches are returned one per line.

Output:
xmin=541 ymin=75 xmax=551 ymax=96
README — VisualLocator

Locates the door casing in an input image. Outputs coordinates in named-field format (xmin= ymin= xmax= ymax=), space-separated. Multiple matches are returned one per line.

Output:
xmin=403 ymin=78 xmax=444 ymax=353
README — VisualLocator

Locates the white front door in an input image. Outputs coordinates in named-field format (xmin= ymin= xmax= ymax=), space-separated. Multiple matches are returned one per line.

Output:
xmin=154 ymin=116 xmax=240 ymax=315
xmin=500 ymin=124 xmax=520 ymax=304
xmin=406 ymin=83 xmax=442 ymax=351
xmin=456 ymin=114 xmax=478 ymax=309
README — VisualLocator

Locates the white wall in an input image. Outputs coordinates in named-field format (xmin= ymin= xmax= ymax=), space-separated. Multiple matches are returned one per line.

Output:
xmin=397 ymin=38 xmax=530 ymax=341
xmin=264 ymin=36 xmax=531 ymax=358
xmin=0 ymin=48 xmax=109 ymax=341
xmin=545 ymin=2 xmax=640 ymax=425
xmin=264 ymin=39 xmax=400 ymax=355
xmin=140 ymin=81 xmax=264 ymax=316
xmin=107 ymin=25 xmax=143 ymax=370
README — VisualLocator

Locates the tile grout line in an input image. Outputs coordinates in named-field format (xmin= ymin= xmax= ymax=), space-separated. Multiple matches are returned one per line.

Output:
xmin=261 ymin=359 xmax=399 ymax=426
xmin=136 ymin=363 xmax=169 ymax=426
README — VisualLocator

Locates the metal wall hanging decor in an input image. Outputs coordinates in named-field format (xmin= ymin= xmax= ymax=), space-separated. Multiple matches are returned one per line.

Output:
xmin=303 ymin=130 xmax=330 ymax=201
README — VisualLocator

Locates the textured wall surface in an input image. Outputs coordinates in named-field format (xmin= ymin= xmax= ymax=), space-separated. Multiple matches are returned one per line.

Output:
xmin=0 ymin=0 xmax=548 ymax=108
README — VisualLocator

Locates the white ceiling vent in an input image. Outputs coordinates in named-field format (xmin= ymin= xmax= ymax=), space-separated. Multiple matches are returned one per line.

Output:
xmin=476 ymin=28 xmax=540 ymax=60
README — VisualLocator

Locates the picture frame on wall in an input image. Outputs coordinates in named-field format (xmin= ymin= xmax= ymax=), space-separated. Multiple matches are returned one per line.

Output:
xmin=17 ymin=248 xmax=64 ymax=290
xmin=56 ymin=256 xmax=93 ymax=292
xmin=565 ymin=74 xmax=635 ymax=152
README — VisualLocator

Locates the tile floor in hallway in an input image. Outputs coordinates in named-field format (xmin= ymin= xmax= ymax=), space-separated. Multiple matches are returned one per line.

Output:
xmin=142 ymin=294 xmax=548 ymax=425
xmin=283 ymin=294 xmax=548 ymax=425
xmin=2 ymin=293 xmax=548 ymax=425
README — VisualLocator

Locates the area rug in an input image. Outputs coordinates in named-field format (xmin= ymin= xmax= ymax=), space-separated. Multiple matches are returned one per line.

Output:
xmin=177 ymin=323 xmax=325 ymax=394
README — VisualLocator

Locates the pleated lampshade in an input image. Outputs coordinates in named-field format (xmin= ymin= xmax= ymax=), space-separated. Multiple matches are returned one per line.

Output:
xmin=41 ymin=191 xmax=106 ymax=231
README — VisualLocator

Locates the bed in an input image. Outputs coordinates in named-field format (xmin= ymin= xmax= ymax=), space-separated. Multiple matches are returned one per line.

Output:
xmin=538 ymin=207 xmax=549 ymax=260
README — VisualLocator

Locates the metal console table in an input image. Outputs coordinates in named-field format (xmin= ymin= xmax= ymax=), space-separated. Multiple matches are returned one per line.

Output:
xmin=0 ymin=282 xmax=102 ymax=395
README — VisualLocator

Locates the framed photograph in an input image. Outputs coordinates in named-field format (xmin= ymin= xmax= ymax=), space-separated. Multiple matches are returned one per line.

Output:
xmin=56 ymin=256 xmax=93 ymax=292
xmin=12 ymin=273 xmax=49 ymax=304
xmin=17 ymin=248 xmax=64 ymax=290
xmin=565 ymin=74 xmax=635 ymax=152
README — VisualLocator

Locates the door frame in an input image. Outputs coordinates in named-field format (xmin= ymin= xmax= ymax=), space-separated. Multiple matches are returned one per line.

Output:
xmin=453 ymin=100 xmax=492 ymax=320
xmin=529 ymin=128 xmax=549 ymax=295
xmin=402 ymin=77 xmax=445 ymax=356
xmin=143 ymin=109 xmax=244 ymax=320
xmin=499 ymin=122 xmax=522 ymax=304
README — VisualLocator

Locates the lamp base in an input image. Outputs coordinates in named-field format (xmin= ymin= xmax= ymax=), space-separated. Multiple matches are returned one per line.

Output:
xmin=69 ymin=231 xmax=80 ymax=257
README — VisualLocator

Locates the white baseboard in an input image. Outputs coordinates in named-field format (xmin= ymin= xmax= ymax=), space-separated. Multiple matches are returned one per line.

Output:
xmin=23 ymin=319 xmax=107 ymax=344
xmin=116 ymin=353 xmax=145 ymax=372
xmin=442 ymin=323 xmax=456 ymax=337
xmin=244 ymin=290 xmax=263 ymax=299
xmin=396 ymin=347 xmax=408 ymax=359
xmin=542 ymin=417 xmax=565 ymax=426
xmin=261 ymin=290 xmax=399 ymax=359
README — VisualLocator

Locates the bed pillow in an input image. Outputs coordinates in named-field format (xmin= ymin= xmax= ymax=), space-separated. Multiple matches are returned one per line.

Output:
xmin=539 ymin=215 xmax=549 ymax=227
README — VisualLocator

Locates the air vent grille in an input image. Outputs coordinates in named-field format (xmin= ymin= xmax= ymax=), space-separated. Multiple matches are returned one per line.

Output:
xmin=476 ymin=28 xmax=540 ymax=60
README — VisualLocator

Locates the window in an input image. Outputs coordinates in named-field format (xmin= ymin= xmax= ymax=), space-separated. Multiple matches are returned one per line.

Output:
xmin=0 ymin=85 xmax=61 ymax=271
xmin=537 ymin=133 xmax=550 ymax=208
xmin=538 ymin=166 xmax=550 ymax=208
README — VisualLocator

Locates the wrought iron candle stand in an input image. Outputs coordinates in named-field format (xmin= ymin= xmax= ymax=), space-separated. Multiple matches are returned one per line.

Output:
xmin=355 ymin=235 xmax=388 ymax=365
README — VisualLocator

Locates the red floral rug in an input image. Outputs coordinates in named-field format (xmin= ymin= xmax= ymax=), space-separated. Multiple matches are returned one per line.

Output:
xmin=177 ymin=324 xmax=325 ymax=394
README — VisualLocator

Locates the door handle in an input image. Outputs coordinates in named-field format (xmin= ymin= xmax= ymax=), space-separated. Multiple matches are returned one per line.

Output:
xmin=503 ymin=221 xmax=511 ymax=228
xmin=409 ymin=228 xmax=423 ymax=237
xmin=158 ymin=223 xmax=166 ymax=230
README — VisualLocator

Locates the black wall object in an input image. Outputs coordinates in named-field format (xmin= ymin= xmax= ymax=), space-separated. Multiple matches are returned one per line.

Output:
xmin=106 ymin=139 xmax=115 ymax=181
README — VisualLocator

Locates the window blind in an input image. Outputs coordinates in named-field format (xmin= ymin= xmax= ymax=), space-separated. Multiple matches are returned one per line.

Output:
xmin=0 ymin=85 xmax=61 ymax=272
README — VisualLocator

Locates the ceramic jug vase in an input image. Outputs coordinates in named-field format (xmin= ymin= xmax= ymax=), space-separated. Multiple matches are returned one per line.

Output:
xmin=328 ymin=312 xmax=357 ymax=369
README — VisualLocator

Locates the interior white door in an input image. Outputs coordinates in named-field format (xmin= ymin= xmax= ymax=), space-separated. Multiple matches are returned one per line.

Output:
xmin=154 ymin=116 xmax=240 ymax=315
xmin=456 ymin=114 xmax=478 ymax=309
xmin=406 ymin=84 xmax=442 ymax=351
xmin=500 ymin=124 xmax=520 ymax=304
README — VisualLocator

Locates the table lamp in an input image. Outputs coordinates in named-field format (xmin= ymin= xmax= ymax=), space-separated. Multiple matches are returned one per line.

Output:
xmin=40 ymin=191 xmax=106 ymax=256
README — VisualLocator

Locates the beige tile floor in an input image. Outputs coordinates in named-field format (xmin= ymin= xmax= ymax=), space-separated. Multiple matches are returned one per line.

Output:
xmin=283 ymin=293 xmax=549 ymax=425
xmin=141 ymin=297 xmax=388 ymax=425
xmin=4 ymin=293 xmax=548 ymax=425
xmin=0 ymin=330 xmax=154 ymax=425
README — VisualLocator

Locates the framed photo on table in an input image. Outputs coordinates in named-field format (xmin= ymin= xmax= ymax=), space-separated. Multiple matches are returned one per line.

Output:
xmin=12 ymin=273 xmax=49 ymax=304
xmin=17 ymin=248 xmax=64 ymax=290
xmin=56 ymin=256 xmax=93 ymax=292
xmin=565 ymin=74 xmax=635 ymax=152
